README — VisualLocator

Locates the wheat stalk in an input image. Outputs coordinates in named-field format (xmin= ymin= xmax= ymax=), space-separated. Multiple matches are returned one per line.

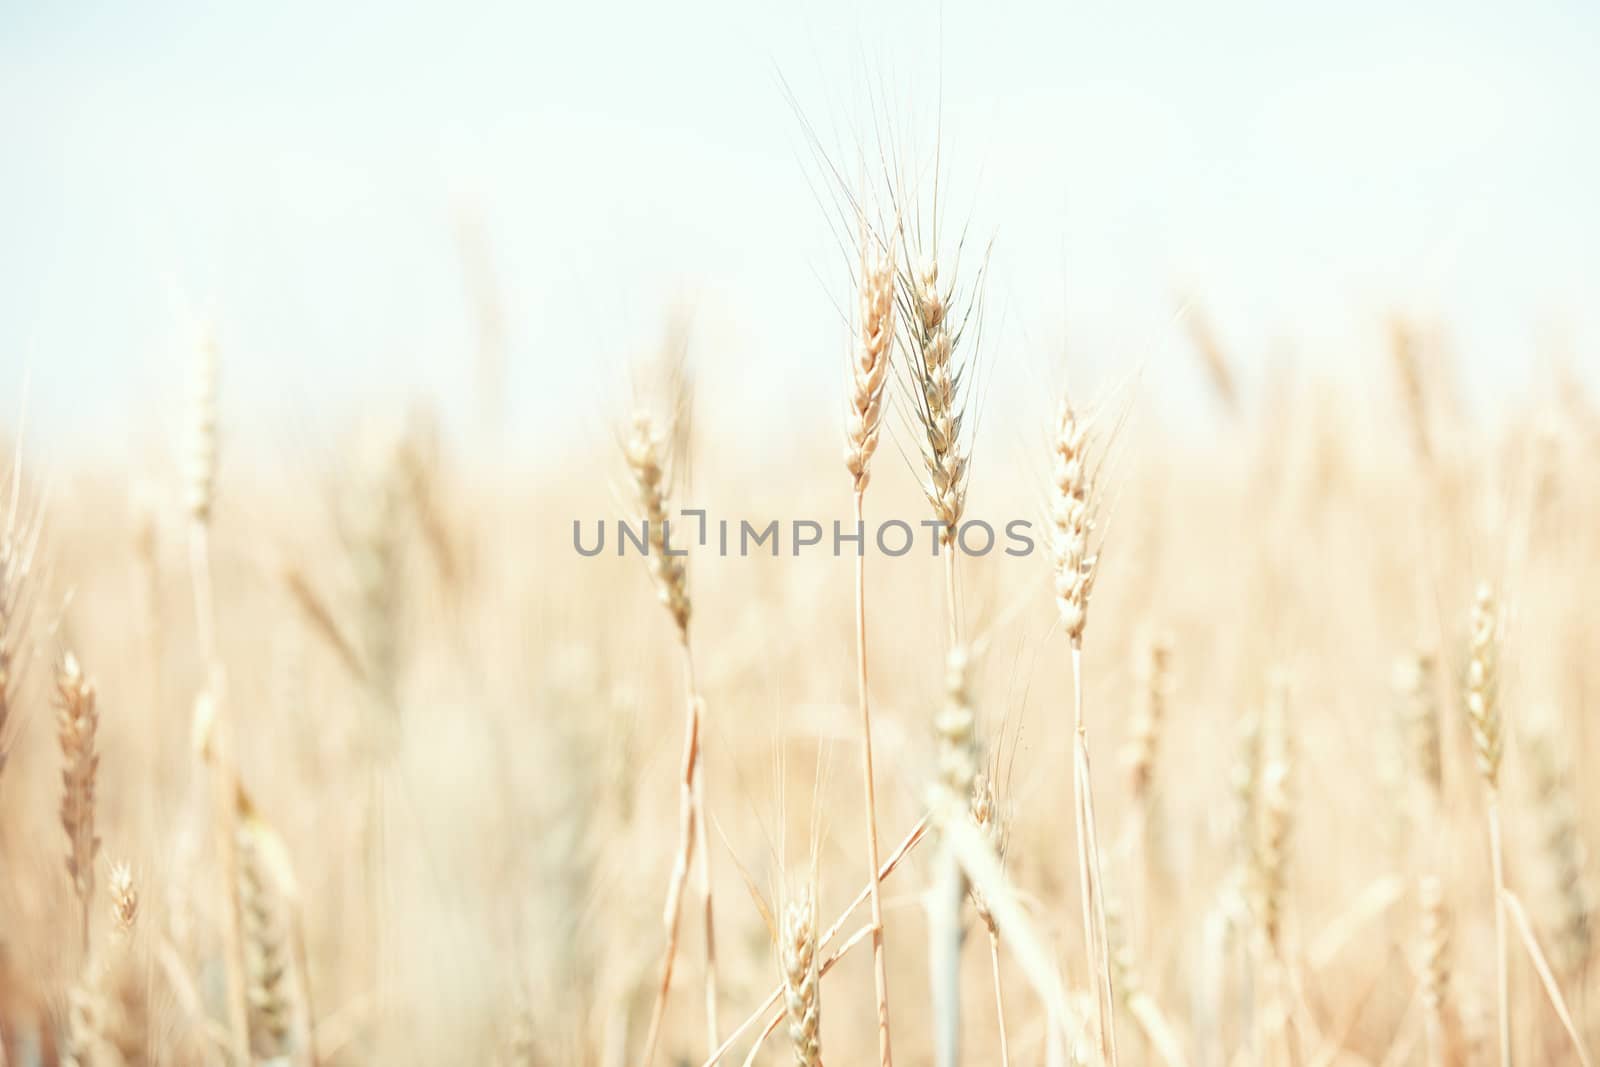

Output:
xmin=1049 ymin=397 xmax=1118 ymax=1065
xmin=631 ymin=410 xmax=718 ymax=1067
xmin=930 ymin=646 xmax=979 ymax=1067
xmin=847 ymin=221 xmax=898 ymax=1067
xmin=970 ymin=773 xmax=1011 ymax=1067
xmin=182 ymin=335 xmax=251 ymax=1063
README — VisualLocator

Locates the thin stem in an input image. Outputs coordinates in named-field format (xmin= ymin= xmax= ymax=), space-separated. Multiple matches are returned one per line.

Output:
xmin=188 ymin=521 xmax=250 ymax=1065
xmin=1488 ymin=794 xmax=1511 ymax=1067
xmin=702 ymin=816 xmax=930 ymax=1067
xmin=854 ymin=491 xmax=894 ymax=1066
xmin=1072 ymin=641 xmax=1119 ymax=1065
xmin=989 ymin=927 xmax=1011 ymax=1067
xmin=931 ymin=842 xmax=964 ymax=1067
xmin=685 ymin=645 xmax=719 ymax=1062
xmin=640 ymin=645 xmax=704 ymax=1067
xmin=942 ymin=539 xmax=959 ymax=646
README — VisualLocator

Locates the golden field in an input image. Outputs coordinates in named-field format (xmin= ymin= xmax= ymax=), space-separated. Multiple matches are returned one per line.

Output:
xmin=0 ymin=177 xmax=1596 ymax=1067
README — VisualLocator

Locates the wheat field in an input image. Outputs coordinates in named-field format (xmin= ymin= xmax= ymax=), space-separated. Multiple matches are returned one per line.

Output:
xmin=2 ymin=82 xmax=1598 ymax=1067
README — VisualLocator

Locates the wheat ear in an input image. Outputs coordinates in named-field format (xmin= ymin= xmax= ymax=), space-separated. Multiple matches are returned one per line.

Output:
xmin=630 ymin=412 xmax=718 ymax=1066
xmin=56 ymin=653 xmax=101 ymax=953
xmin=1462 ymin=583 xmax=1509 ymax=1067
xmin=1050 ymin=398 xmax=1118 ymax=1065
xmin=0 ymin=451 xmax=41 ymax=779
xmin=779 ymin=880 xmax=822 ymax=1067
xmin=1419 ymin=876 xmax=1462 ymax=1067
xmin=847 ymin=223 xmax=898 ymax=1067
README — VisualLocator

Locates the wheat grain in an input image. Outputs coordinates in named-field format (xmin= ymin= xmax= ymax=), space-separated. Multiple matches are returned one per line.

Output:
xmin=779 ymin=881 xmax=822 ymax=1067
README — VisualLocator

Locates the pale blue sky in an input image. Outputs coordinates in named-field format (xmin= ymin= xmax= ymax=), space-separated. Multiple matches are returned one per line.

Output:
xmin=3 ymin=1 xmax=1597 ymax=460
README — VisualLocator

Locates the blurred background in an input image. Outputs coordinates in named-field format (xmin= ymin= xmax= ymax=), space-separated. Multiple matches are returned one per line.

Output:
xmin=3 ymin=0 xmax=1597 ymax=460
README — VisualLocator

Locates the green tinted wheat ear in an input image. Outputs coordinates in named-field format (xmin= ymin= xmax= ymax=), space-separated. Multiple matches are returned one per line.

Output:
xmin=779 ymin=883 xmax=822 ymax=1067
xmin=185 ymin=336 xmax=219 ymax=526
xmin=57 ymin=653 xmax=101 ymax=952
xmin=625 ymin=414 xmax=690 ymax=638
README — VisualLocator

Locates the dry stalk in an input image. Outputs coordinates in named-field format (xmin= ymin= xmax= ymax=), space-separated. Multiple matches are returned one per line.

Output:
xmin=630 ymin=411 xmax=717 ymax=1066
xmin=970 ymin=773 xmax=1010 ymax=1067
xmin=183 ymin=335 xmax=251 ymax=1064
xmin=930 ymin=647 xmax=979 ymax=1067
xmin=846 ymin=222 xmax=898 ymax=1067
xmin=1050 ymin=397 xmax=1117 ymax=1064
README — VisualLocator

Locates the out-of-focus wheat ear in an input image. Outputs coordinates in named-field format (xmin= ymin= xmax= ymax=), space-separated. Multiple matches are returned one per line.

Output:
xmin=0 ymin=450 xmax=42 ymax=779
xmin=1462 ymin=583 xmax=1511 ymax=1067
xmin=56 ymin=653 xmax=101 ymax=953
xmin=108 ymin=862 xmax=139 ymax=938
xmin=238 ymin=821 xmax=292 ymax=1061
xmin=397 ymin=415 xmax=463 ymax=593
xmin=1251 ymin=673 xmax=1292 ymax=957
xmin=1389 ymin=315 xmax=1434 ymax=466
xmin=1463 ymin=584 xmax=1503 ymax=791
xmin=66 ymin=861 xmax=142 ymax=1067
xmin=281 ymin=564 xmax=368 ymax=687
xmin=352 ymin=436 xmax=406 ymax=720
xmin=184 ymin=333 xmax=219 ymax=528
xmin=1123 ymin=630 xmax=1172 ymax=805
xmin=1419 ymin=876 xmax=1463 ymax=1067
xmin=846 ymin=230 xmax=897 ymax=495
xmin=1524 ymin=728 xmax=1594 ymax=977
xmin=624 ymin=413 xmax=691 ymax=640
xmin=1394 ymin=651 xmax=1443 ymax=810
xmin=1124 ymin=630 xmax=1172 ymax=957
xmin=778 ymin=879 xmax=822 ymax=1067
xmin=1177 ymin=296 xmax=1239 ymax=417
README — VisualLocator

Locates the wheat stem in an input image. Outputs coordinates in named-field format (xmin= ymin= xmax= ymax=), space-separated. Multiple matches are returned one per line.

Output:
xmin=853 ymin=490 xmax=894 ymax=1067
xmin=988 ymin=927 xmax=1011 ymax=1067
xmin=1072 ymin=642 xmax=1119 ymax=1065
